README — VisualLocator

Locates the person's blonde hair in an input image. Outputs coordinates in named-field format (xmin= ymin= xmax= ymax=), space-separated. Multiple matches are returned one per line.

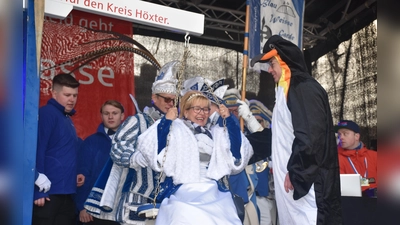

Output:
xmin=179 ymin=90 xmax=210 ymax=119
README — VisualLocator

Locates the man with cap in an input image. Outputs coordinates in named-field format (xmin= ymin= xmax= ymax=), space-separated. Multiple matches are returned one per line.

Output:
xmin=251 ymin=35 xmax=342 ymax=225
xmin=83 ymin=61 xmax=179 ymax=225
xmin=222 ymin=88 xmax=262 ymax=225
xmin=237 ymin=99 xmax=277 ymax=225
xmin=335 ymin=120 xmax=378 ymax=192
xmin=223 ymin=88 xmax=243 ymax=119
xmin=226 ymin=89 xmax=277 ymax=225
xmin=248 ymin=100 xmax=277 ymax=225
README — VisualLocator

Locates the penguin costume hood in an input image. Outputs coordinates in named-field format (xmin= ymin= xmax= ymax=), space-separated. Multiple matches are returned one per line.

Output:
xmin=251 ymin=35 xmax=308 ymax=74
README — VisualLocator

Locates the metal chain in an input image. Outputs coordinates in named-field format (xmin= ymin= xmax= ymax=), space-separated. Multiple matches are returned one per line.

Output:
xmin=174 ymin=47 xmax=191 ymax=107
xmin=152 ymin=124 xmax=172 ymax=210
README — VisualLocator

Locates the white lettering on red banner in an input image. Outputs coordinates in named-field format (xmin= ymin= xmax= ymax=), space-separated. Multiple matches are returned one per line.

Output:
xmin=40 ymin=10 xmax=136 ymax=139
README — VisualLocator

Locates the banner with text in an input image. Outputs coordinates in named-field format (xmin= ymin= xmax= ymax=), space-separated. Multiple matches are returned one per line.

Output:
xmin=40 ymin=10 xmax=135 ymax=139
xmin=44 ymin=0 xmax=204 ymax=36
xmin=249 ymin=0 xmax=304 ymax=71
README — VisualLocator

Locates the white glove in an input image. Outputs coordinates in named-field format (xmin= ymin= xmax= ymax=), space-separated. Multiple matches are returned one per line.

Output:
xmin=130 ymin=151 xmax=148 ymax=169
xmin=35 ymin=173 xmax=51 ymax=193
xmin=237 ymin=99 xmax=263 ymax=133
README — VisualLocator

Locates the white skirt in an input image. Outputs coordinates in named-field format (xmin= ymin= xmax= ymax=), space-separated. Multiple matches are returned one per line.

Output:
xmin=155 ymin=180 xmax=242 ymax=225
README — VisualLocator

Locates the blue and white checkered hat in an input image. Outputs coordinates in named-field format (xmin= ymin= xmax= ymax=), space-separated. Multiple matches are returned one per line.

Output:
xmin=249 ymin=99 xmax=272 ymax=127
xmin=223 ymin=88 xmax=242 ymax=107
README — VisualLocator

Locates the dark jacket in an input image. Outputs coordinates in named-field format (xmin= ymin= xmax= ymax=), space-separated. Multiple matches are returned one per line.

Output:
xmin=74 ymin=123 xmax=112 ymax=211
xmin=35 ymin=98 xmax=78 ymax=200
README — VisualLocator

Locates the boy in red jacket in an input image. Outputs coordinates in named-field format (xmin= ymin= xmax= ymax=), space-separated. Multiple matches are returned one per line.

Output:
xmin=335 ymin=120 xmax=378 ymax=193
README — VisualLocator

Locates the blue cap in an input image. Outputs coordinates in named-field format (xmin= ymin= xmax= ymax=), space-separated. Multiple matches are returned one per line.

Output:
xmin=223 ymin=88 xmax=241 ymax=107
xmin=249 ymin=100 xmax=272 ymax=124
xmin=334 ymin=120 xmax=360 ymax=133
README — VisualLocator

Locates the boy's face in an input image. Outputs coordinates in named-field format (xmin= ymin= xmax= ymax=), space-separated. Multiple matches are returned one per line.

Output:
xmin=52 ymin=86 xmax=78 ymax=113
xmin=101 ymin=104 xmax=124 ymax=131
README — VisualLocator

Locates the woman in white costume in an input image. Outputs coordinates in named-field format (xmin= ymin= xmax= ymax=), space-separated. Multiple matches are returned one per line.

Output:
xmin=136 ymin=90 xmax=253 ymax=225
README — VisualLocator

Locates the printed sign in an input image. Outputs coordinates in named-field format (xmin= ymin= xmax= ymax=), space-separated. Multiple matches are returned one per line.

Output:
xmin=249 ymin=0 xmax=304 ymax=71
xmin=40 ymin=10 xmax=135 ymax=139
xmin=44 ymin=0 xmax=205 ymax=36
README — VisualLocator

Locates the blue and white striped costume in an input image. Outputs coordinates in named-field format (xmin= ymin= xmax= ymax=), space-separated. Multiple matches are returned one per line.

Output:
xmin=84 ymin=106 xmax=163 ymax=225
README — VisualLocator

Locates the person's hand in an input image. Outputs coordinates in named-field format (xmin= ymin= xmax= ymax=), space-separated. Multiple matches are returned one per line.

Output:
xmin=165 ymin=107 xmax=178 ymax=120
xmin=79 ymin=209 xmax=94 ymax=223
xmin=284 ymin=172 xmax=294 ymax=193
xmin=236 ymin=99 xmax=252 ymax=118
xmin=236 ymin=99 xmax=263 ymax=133
xmin=34 ymin=197 xmax=50 ymax=207
xmin=77 ymin=174 xmax=85 ymax=187
xmin=218 ymin=104 xmax=230 ymax=119
xmin=130 ymin=151 xmax=148 ymax=168
xmin=35 ymin=173 xmax=51 ymax=193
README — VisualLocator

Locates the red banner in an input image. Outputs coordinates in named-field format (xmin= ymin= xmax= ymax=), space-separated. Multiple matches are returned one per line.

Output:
xmin=40 ymin=10 xmax=135 ymax=139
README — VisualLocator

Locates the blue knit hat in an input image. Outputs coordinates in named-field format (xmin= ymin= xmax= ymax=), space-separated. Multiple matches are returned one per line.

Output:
xmin=334 ymin=120 xmax=360 ymax=133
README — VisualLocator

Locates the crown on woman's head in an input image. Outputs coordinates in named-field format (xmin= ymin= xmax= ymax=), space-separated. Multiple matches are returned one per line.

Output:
xmin=187 ymin=93 xmax=205 ymax=102
xmin=181 ymin=77 xmax=227 ymax=105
